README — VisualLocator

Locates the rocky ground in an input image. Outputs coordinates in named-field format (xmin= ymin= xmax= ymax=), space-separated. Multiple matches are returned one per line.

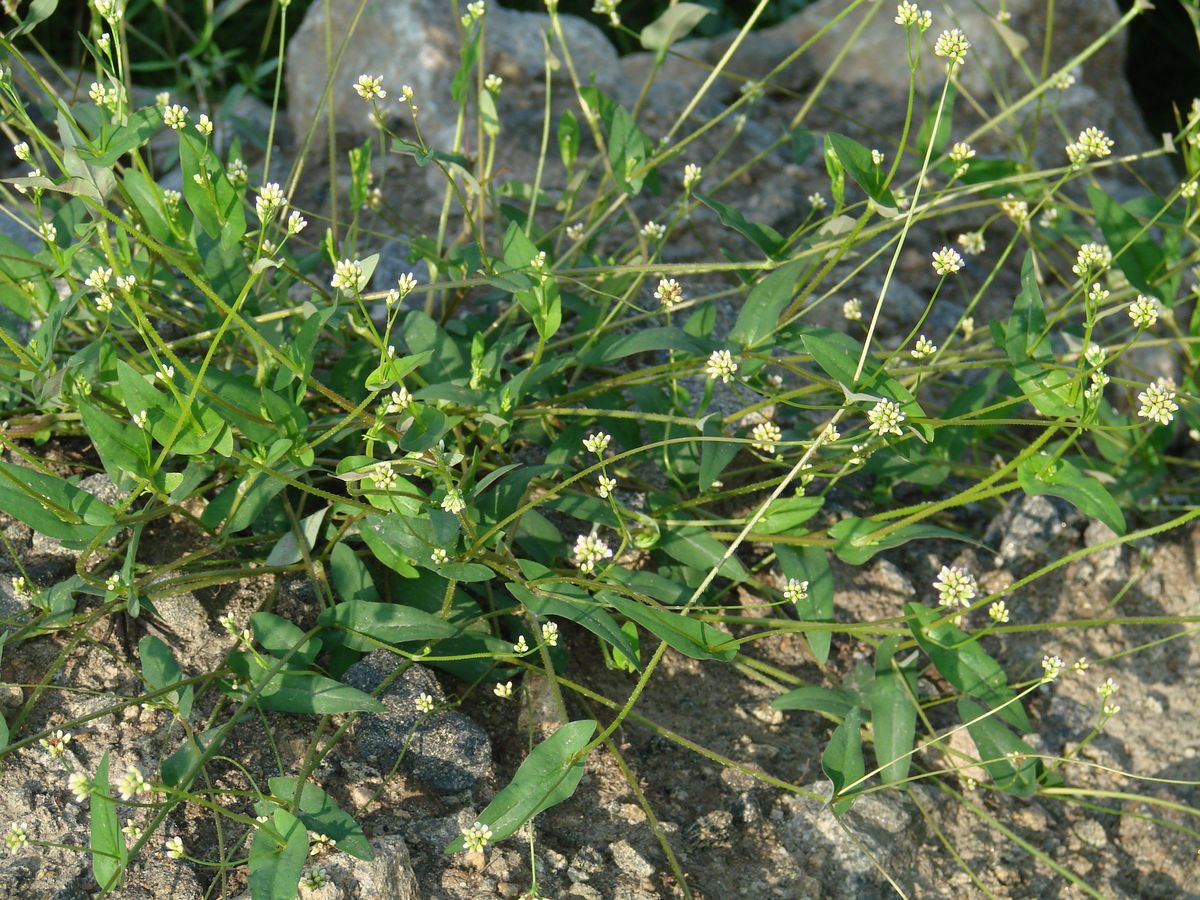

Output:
xmin=2 ymin=0 xmax=1197 ymax=897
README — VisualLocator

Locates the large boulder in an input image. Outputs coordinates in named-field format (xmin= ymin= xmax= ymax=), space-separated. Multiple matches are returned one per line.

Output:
xmin=285 ymin=0 xmax=620 ymax=156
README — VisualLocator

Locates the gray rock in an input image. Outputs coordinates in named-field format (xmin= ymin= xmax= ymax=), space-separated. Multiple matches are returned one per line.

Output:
xmin=285 ymin=0 xmax=619 ymax=155
xmin=306 ymin=834 xmax=420 ymax=899
xmin=773 ymin=781 xmax=915 ymax=897
xmin=609 ymin=839 xmax=653 ymax=880
xmin=984 ymin=494 xmax=1079 ymax=568
xmin=341 ymin=653 xmax=491 ymax=795
xmin=0 ymin=577 xmax=31 ymax=624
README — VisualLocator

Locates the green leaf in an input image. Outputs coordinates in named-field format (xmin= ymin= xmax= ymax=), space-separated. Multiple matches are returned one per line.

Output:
xmin=829 ymin=517 xmax=969 ymax=565
xmin=227 ymin=653 xmax=386 ymax=714
xmin=772 ymin=685 xmax=856 ymax=716
xmin=248 ymin=809 xmax=309 ymax=900
xmin=905 ymin=603 xmax=1030 ymax=732
xmin=12 ymin=0 xmax=59 ymax=36
xmin=608 ymin=104 xmax=653 ymax=195
xmin=268 ymin=777 xmax=372 ymax=861
xmin=357 ymin=515 xmax=420 ymax=578
xmin=90 ymin=752 xmax=126 ymax=891
xmin=827 ymin=133 xmax=895 ymax=209
xmin=699 ymin=418 xmax=739 ymax=492
xmin=445 ymin=720 xmax=596 ymax=852
xmin=161 ymin=727 xmax=222 ymax=789
xmin=117 ymin=360 xmax=231 ymax=456
xmin=776 ymin=544 xmax=834 ymax=664
xmin=75 ymin=107 xmax=162 ymax=167
xmin=640 ymin=2 xmax=711 ymax=50
xmin=1003 ymin=252 xmax=1081 ymax=418
xmin=251 ymin=612 xmax=322 ymax=669
xmin=869 ymin=636 xmax=918 ymax=785
xmin=758 ymin=495 xmax=824 ymax=534
xmin=317 ymin=600 xmax=459 ymax=651
xmin=138 ymin=635 xmax=193 ymax=718
xmin=0 ymin=461 xmax=114 ymax=547
xmin=601 ymin=592 xmax=737 ymax=661
xmin=265 ymin=507 xmax=327 ymax=567
xmin=179 ymin=131 xmax=245 ymax=240
xmin=659 ymin=525 xmax=747 ymax=581
xmin=329 ymin=541 xmax=380 ymax=603
xmin=437 ymin=561 xmax=496 ymax=582
xmin=822 ymin=706 xmax=865 ymax=814
xmin=584 ymin=326 xmax=710 ymax=364
xmin=958 ymin=699 xmax=1040 ymax=796
xmin=1018 ymin=453 xmax=1125 ymax=535
xmin=728 ymin=258 xmax=807 ymax=349
xmin=78 ymin=399 xmax=149 ymax=490
xmin=558 ymin=109 xmax=580 ymax=169
xmin=511 ymin=561 xmax=641 ymax=670
xmin=694 ymin=193 xmax=785 ymax=258
xmin=1088 ymin=186 xmax=1167 ymax=301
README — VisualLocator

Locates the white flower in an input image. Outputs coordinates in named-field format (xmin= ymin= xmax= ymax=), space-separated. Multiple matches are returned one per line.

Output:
xmin=808 ymin=192 xmax=827 ymax=211
xmin=933 ymin=565 xmax=977 ymax=608
xmin=783 ymin=578 xmax=809 ymax=604
xmin=431 ymin=548 xmax=449 ymax=565
xmin=287 ymin=210 xmax=308 ymax=234
xmin=386 ymin=387 xmax=412 ymax=412
xmin=132 ymin=409 xmax=148 ymax=429
xmin=541 ymin=621 xmax=559 ymax=647
xmin=1128 ymin=294 xmax=1160 ymax=329
xmin=353 ymin=74 xmax=387 ymax=101
xmin=255 ymin=182 xmax=287 ymax=221
xmin=163 ymin=104 xmax=188 ymax=130
xmin=583 ymin=432 xmax=611 ymax=454
xmin=1183 ymin=181 xmax=1199 ymax=200
xmin=1137 ymin=378 xmax=1178 ymax=426
xmin=88 ymin=81 xmax=111 ymax=107
xmin=441 ymin=490 xmax=466 ymax=515
xmin=894 ymin=2 xmax=932 ymax=30
xmin=331 ymin=258 xmax=364 ymax=293
xmin=573 ymin=533 xmax=613 ymax=573
xmin=596 ymin=474 xmax=617 ymax=498
xmin=415 ymin=693 xmax=435 ymax=714
xmin=1055 ymin=71 xmax=1077 ymax=90
xmin=4 ymin=823 xmax=27 ymax=853
xmin=931 ymin=246 xmax=964 ymax=276
xmin=116 ymin=765 xmax=151 ymax=801
xmin=39 ymin=730 xmax=72 ymax=759
xmin=1001 ymin=194 xmax=1029 ymax=224
xmin=948 ymin=141 xmax=975 ymax=163
xmin=934 ymin=28 xmax=970 ymax=67
xmin=1087 ymin=282 xmax=1109 ymax=305
xmin=842 ymin=297 xmax=862 ymax=321
xmin=705 ymin=349 xmax=739 ymax=383
xmin=116 ymin=274 xmax=137 ymax=292
xmin=1084 ymin=343 xmax=1106 ymax=367
xmin=988 ymin=600 xmax=1010 ymax=623
xmin=1066 ymin=126 xmax=1113 ymax=165
xmin=867 ymin=398 xmax=905 ymax=437
xmin=750 ymin=421 xmax=782 ymax=454
xmin=566 ymin=222 xmax=585 ymax=241
xmin=155 ymin=91 xmax=170 ymax=107
xmin=871 ymin=148 xmax=885 ymax=166
xmin=462 ymin=821 xmax=492 ymax=853
xmin=1042 ymin=655 xmax=1064 ymax=682
xmin=105 ymin=573 xmax=121 ymax=591
xmin=910 ymin=334 xmax=937 ymax=359
xmin=68 ymin=772 xmax=91 ymax=802
xmin=165 ymin=836 xmax=185 ymax=859
xmin=1072 ymin=242 xmax=1112 ymax=278
xmin=683 ymin=163 xmax=702 ymax=190
xmin=512 ymin=635 xmax=529 ymax=654
xmin=86 ymin=266 xmax=113 ymax=290
xmin=1073 ymin=657 xmax=1090 ymax=672
xmin=484 ymin=73 xmax=503 ymax=94
xmin=493 ymin=681 xmax=513 ymax=700
xmin=641 ymin=221 xmax=666 ymax=241
xmin=13 ymin=141 xmax=30 ymax=161
xmin=195 ymin=114 xmax=213 ymax=137
xmin=957 ymin=231 xmax=985 ymax=255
